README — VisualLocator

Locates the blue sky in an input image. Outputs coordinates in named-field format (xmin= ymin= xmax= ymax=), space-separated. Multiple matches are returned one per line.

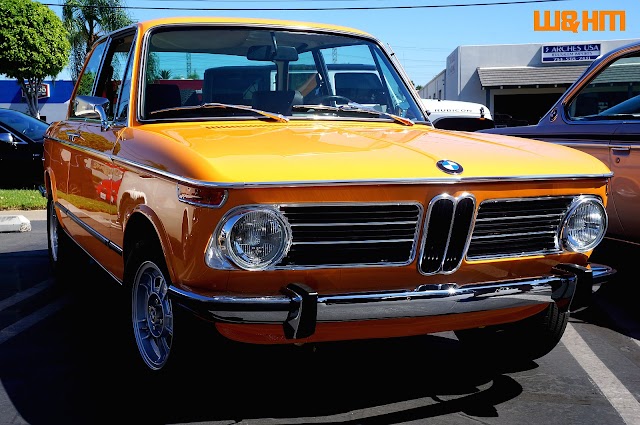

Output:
xmin=40 ymin=0 xmax=640 ymax=85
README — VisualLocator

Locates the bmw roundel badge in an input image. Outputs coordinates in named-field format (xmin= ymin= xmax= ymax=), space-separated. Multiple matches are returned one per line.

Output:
xmin=436 ymin=159 xmax=463 ymax=175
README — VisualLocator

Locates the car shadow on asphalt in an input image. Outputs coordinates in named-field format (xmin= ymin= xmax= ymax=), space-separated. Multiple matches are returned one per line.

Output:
xmin=574 ymin=238 xmax=640 ymax=341
xmin=0 ymin=254 xmax=538 ymax=424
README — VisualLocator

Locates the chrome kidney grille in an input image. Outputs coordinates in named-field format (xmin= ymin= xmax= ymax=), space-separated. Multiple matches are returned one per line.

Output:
xmin=419 ymin=194 xmax=476 ymax=275
xmin=275 ymin=195 xmax=574 ymax=271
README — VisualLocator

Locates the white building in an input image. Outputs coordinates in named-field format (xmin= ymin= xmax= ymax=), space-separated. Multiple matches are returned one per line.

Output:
xmin=419 ymin=38 xmax=640 ymax=126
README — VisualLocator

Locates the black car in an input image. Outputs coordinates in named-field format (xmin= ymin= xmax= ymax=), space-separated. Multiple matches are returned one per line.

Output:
xmin=479 ymin=40 xmax=640 ymax=246
xmin=0 ymin=108 xmax=49 ymax=187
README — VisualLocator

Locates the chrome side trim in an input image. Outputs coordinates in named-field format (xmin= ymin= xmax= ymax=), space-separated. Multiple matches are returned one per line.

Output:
xmin=55 ymin=201 xmax=123 ymax=256
xmin=111 ymin=155 xmax=612 ymax=188
xmin=49 ymin=137 xmax=612 ymax=189
xmin=48 ymin=136 xmax=112 ymax=162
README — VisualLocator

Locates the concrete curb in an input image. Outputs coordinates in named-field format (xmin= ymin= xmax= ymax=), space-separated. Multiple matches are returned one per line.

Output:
xmin=0 ymin=209 xmax=46 ymax=233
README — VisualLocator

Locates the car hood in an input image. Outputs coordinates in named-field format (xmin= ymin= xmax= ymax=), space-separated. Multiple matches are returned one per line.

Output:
xmin=129 ymin=122 xmax=611 ymax=183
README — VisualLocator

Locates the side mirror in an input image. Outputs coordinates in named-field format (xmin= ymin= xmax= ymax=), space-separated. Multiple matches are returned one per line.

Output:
xmin=247 ymin=45 xmax=299 ymax=62
xmin=74 ymin=95 xmax=111 ymax=131
xmin=0 ymin=132 xmax=17 ymax=147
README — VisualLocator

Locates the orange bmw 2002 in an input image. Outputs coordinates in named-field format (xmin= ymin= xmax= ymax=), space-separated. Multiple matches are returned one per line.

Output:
xmin=43 ymin=17 xmax=615 ymax=373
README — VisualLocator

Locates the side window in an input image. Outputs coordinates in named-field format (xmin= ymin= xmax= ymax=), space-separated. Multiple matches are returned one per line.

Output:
xmin=95 ymin=33 xmax=135 ymax=121
xmin=72 ymin=39 xmax=107 ymax=107
xmin=568 ymin=54 xmax=640 ymax=119
xmin=115 ymin=38 xmax=136 ymax=122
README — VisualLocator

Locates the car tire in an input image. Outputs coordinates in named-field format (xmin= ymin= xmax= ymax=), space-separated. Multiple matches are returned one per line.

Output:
xmin=47 ymin=198 xmax=73 ymax=282
xmin=123 ymin=238 xmax=176 ymax=373
xmin=124 ymin=238 xmax=213 ymax=374
xmin=454 ymin=302 xmax=568 ymax=363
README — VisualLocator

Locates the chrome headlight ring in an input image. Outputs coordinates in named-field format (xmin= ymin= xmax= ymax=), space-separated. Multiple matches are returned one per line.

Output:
xmin=560 ymin=196 xmax=608 ymax=253
xmin=206 ymin=206 xmax=292 ymax=271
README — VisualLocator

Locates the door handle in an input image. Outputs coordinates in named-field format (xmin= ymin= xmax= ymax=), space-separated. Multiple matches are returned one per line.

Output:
xmin=610 ymin=145 xmax=631 ymax=153
xmin=66 ymin=132 xmax=84 ymax=142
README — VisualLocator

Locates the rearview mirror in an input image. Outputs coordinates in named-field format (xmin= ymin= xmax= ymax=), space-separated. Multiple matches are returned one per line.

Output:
xmin=0 ymin=132 xmax=16 ymax=147
xmin=74 ymin=95 xmax=111 ymax=131
xmin=247 ymin=45 xmax=299 ymax=62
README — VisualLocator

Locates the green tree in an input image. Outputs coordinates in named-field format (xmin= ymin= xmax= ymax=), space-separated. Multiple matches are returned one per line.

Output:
xmin=0 ymin=0 xmax=70 ymax=118
xmin=63 ymin=0 xmax=133 ymax=82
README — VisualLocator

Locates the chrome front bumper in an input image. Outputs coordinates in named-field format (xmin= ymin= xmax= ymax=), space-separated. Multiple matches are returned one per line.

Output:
xmin=169 ymin=263 xmax=615 ymax=339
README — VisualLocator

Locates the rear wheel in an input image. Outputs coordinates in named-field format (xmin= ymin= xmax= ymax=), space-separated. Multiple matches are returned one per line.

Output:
xmin=454 ymin=303 xmax=569 ymax=362
xmin=47 ymin=198 xmax=72 ymax=281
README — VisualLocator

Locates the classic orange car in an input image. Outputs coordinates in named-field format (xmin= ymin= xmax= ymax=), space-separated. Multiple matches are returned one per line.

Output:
xmin=43 ymin=17 xmax=615 ymax=373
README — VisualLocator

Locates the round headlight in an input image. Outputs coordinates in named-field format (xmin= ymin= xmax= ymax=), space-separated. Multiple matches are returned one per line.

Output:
xmin=217 ymin=207 xmax=291 ymax=270
xmin=561 ymin=197 xmax=607 ymax=252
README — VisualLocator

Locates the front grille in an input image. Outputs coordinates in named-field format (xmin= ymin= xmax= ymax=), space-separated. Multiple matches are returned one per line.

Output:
xmin=272 ymin=195 xmax=574 ymax=270
xmin=466 ymin=196 xmax=574 ymax=260
xmin=277 ymin=203 xmax=422 ymax=268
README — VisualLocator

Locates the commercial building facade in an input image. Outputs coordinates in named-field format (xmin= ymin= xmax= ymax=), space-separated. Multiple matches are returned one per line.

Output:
xmin=0 ymin=79 xmax=74 ymax=123
xmin=419 ymin=38 xmax=640 ymax=126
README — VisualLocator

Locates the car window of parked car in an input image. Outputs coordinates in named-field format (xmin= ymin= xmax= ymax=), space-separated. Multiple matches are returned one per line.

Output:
xmin=0 ymin=109 xmax=49 ymax=141
xmin=95 ymin=33 xmax=135 ymax=121
xmin=115 ymin=38 xmax=136 ymax=122
xmin=567 ymin=53 xmax=640 ymax=120
xmin=74 ymin=40 xmax=108 ymax=103
xmin=140 ymin=27 xmax=426 ymax=123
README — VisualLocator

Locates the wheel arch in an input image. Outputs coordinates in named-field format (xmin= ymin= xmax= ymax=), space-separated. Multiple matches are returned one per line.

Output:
xmin=44 ymin=168 xmax=56 ymax=202
xmin=123 ymin=206 xmax=177 ymax=287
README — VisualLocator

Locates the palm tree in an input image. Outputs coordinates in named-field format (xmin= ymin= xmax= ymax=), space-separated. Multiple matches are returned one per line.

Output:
xmin=63 ymin=0 xmax=133 ymax=82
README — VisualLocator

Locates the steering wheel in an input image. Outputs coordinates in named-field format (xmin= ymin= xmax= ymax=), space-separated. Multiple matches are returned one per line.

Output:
xmin=315 ymin=95 xmax=352 ymax=106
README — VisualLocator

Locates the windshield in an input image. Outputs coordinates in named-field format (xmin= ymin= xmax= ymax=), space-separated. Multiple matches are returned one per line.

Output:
xmin=141 ymin=26 xmax=427 ymax=123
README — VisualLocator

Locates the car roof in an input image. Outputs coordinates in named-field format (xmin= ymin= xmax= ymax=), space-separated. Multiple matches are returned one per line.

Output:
xmin=135 ymin=16 xmax=371 ymax=38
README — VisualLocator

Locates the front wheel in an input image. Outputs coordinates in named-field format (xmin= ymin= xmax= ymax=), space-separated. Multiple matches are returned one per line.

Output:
xmin=127 ymin=242 xmax=175 ymax=372
xmin=454 ymin=303 xmax=569 ymax=362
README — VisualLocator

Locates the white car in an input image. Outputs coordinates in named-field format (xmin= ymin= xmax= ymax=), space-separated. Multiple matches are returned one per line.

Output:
xmin=422 ymin=99 xmax=494 ymax=131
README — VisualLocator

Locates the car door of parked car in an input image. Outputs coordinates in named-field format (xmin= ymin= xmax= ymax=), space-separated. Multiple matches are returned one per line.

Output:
xmin=481 ymin=44 xmax=640 ymax=243
xmin=47 ymin=39 xmax=107 ymax=235
xmin=51 ymin=30 xmax=135 ymax=266
xmin=610 ymin=121 xmax=640 ymax=241
xmin=563 ymin=52 xmax=640 ymax=243
xmin=0 ymin=121 xmax=41 ymax=184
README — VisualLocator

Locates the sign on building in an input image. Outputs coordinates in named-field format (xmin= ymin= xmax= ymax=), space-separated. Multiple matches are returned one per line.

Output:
xmin=21 ymin=83 xmax=50 ymax=99
xmin=541 ymin=43 xmax=601 ymax=62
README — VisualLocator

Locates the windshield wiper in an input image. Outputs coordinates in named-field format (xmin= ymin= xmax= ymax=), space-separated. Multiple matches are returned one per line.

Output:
xmin=292 ymin=103 xmax=414 ymax=126
xmin=149 ymin=103 xmax=289 ymax=123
